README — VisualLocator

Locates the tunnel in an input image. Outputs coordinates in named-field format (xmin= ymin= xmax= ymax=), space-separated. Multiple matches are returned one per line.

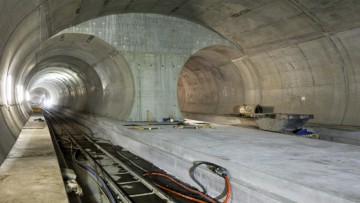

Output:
xmin=1 ymin=1 xmax=360 ymax=203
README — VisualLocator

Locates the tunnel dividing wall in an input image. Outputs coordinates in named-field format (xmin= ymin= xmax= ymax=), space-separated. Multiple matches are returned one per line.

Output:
xmin=58 ymin=13 xmax=235 ymax=121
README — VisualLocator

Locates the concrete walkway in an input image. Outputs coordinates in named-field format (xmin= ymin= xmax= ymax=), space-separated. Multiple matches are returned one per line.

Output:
xmin=0 ymin=114 xmax=68 ymax=203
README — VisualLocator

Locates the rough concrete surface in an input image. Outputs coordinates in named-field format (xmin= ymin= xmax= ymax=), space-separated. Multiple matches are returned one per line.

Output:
xmin=0 ymin=115 xmax=68 ymax=203
xmin=65 ymin=110 xmax=360 ymax=203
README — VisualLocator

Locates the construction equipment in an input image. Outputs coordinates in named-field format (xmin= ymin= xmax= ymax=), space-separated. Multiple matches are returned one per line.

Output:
xmin=254 ymin=113 xmax=314 ymax=133
xmin=32 ymin=107 xmax=42 ymax=113
xmin=233 ymin=104 xmax=263 ymax=117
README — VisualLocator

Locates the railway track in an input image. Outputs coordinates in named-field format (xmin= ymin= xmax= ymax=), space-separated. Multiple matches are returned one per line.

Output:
xmin=43 ymin=109 xmax=220 ymax=203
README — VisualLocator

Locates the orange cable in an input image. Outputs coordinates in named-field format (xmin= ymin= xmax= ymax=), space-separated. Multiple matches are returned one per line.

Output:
xmin=223 ymin=176 xmax=231 ymax=203
xmin=144 ymin=172 xmax=216 ymax=203
xmin=155 ymin=184 xmax=207 ymax=203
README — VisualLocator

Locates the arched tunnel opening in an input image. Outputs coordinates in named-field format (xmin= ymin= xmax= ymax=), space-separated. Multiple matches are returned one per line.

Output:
xmin=28 ymin=87 xmax=51 ymax=107
xmin=1 ymin=2 xmax=360 ymax=203
xmin=178 ymin=45 xmax=246 ymax=118
xmin=23 ymin=33 xmax=135 ymax=121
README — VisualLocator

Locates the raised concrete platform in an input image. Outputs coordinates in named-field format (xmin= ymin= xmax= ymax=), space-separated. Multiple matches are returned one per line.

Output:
xmin=0 ymin=113 xmax=68 ymax=203
xmin=63 ymin=110 xmax=360 ymax=203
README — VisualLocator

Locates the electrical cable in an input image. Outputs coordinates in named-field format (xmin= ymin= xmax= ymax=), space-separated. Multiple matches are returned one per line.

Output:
xmin=115 ymin=150 xmax=148 ymax=173
xmin=143 ymin=172 xmax=216 ymax=203
xmin=68 ymin=140 xmax=109 ymax=203
xmin=73 ymin=147 xmax=116 ymax=203
xmin=154 ymin=183 xmax=207 ymax=203
xmin=46 ymin=110 xmax=115 ymax=203
xmin=47 ymin=110 xmax=231 ymax=203
xmin=223 ymin=176 xmax=231 ymax=203
xmin=190 ymin=161 xmax=231 ymax=203
xmin=71 ymin=116 xmax=149 ymax=174
xmin=73 ymin=150 xmax=116 ymax=203
xmin=189 ymin=163 xmax=208 ymax=193
xmin=50 ymin=108 xmax=148 ymax=174
xmin=74 ymin=160 xmax=111 ymax=203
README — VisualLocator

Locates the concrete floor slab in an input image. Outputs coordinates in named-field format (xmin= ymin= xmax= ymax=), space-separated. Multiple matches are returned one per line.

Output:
xmin=124 ymin=124 xmax=360 ymax=203
xmin=67 ymin=111 xmax=360 ymax=203
xmin=0 ymin=114 xmax=68 ymax=203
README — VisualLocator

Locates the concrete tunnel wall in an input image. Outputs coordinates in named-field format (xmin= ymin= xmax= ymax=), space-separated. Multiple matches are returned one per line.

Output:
xmin=58 ymin=13 xmax=235 ymax=121
xmin=1 ymin=0 xmax=360 ymax=165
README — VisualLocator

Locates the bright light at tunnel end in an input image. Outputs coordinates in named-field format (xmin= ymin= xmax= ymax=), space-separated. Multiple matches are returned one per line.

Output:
xmin=43 ymin=99 xmax=53 ymax=108
xmin=26 ymin=91 xmax=30 ymax=101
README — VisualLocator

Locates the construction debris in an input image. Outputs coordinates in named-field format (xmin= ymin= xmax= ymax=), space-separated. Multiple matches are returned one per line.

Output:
xmin=174 ymin=120 xmax=214 ymax=129
xmin=294 ymin=128 xmax=319 ymax=139
xmin=254 ymin=113 xmax=314 ymax=133
xmin=131 ymin=125 xmax=160 ymax=130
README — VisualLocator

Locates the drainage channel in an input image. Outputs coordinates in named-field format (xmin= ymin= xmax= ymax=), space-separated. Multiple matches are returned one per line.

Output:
xmin=43 ymin=109 xmax=217 ymax=203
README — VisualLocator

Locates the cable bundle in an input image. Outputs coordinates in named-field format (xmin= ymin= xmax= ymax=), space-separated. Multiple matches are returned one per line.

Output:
xmin=144 ymin=161 xmax=231 ymax=203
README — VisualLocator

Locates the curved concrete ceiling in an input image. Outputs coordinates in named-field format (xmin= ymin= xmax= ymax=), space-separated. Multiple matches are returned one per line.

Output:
xmin=1 ymin=1 xmax=360 ymax=164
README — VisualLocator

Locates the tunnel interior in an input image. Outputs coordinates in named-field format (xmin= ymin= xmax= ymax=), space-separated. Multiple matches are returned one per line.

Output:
xmin=25 ymin=33 xmax=135 ymax=120
xmin=1 ymin=1 xmax=360 ymax=166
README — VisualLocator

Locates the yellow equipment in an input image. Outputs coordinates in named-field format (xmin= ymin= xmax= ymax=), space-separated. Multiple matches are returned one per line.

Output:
xmin=32 ymin=107 xmax=42 ymax=113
